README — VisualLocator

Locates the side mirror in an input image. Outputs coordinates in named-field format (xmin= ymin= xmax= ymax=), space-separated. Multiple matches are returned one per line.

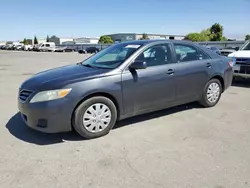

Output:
xmin=130 ymin=60 xmax=147 ymax=69
xmin=235 ymin=47 xmax=239 ymax=51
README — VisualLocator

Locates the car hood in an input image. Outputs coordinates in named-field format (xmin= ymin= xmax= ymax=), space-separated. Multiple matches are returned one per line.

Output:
xmin=228 ymin=50 xmax=250 ymax=57
xmin=20 ymin=64 xmax=110 ymax=90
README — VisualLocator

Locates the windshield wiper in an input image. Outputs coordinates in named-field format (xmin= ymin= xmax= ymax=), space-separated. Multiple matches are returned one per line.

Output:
xmin=77 ymin=62 xmax=113 ymax=69
xmin=77 ymin=62 xmax=96 ymax=68
xmin=83 ymin=64 xmax=95 ymax=68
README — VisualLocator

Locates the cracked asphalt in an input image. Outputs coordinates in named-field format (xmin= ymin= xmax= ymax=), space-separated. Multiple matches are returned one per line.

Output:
xmin=1 ymin=51 xmax=250 ymax=188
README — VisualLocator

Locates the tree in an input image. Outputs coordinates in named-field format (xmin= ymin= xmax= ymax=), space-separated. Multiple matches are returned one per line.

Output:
xmin=184 ymin=32 xmax=208 ymax=42
xmin=98 ymin=36 xmax=114 ymax=44
xmin=210 ymin=23 xmax=224 ymax=41
xmin=200 ymin=29 xmax=211 ymax=41
xmin=185 ymin=23 xmax=227 ymax=42
xmin=46 ymin=35 xmax=50 ymax=42
xmin=221 ymin=36 xmax=227 ymax=41
xmin=245 ymin=35 xmax=250 ymax=41
xmin=34 ymin=36 xmax=38 ymax=44
xmin=22 ymin=38 xmax=28 ymax=45
xmin=140 ymin=33 xmax=149 ymax=40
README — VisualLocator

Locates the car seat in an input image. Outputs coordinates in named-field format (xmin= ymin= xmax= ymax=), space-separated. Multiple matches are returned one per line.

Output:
xmin=181 ymin=52 xmax=198 ymax=62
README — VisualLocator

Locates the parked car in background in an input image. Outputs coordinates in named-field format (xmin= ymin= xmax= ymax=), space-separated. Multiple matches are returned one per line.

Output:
xmin=228 ymin=40 xmax=250 ymax=76
xmin=63 ymin=46 xmax=77 ymax=52
xmin=220 ymin=47 xmax=239 ymax=57
xmin=32 ymin=44 xmax=40 ymax=51
xmin=205 ymin=46 xmax=221 ymax=55
xmin=78 ymin=48 xmax=87 ymax=54
xmin=18 ymin=40 xmax=233 ymax=139
xmin=86 ymin=46 xmax=100 ymax=54
xmin=5 ymin=41 xmax=13 ymax=50
xmin=23 ymin=45 xmax=34 ymax=51
xmin=15 ymin=44 xmax=24 ymax=50
xmin=9 ymin=42 xmax=23 ymax=50
xmin=55 ymin=46 xmax=77 ymax=52
xmin=5 ymin=44 xmax=13 ymax=50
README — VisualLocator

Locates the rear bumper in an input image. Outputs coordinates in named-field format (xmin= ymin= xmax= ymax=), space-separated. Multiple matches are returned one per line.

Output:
xmin=18 ymin=98 xmax=73 ymax=133
xmin=224 ymin=67 xmax=233 ymax=91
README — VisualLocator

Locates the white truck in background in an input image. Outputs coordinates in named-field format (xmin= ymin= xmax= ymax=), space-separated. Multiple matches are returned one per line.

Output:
xmin=228 ymin=40 xmax=250 ymax=77
xmin=34 ymin=42 xmax=66 ymax=52
xmin=37 ymin=42 xmax=56 ymax=52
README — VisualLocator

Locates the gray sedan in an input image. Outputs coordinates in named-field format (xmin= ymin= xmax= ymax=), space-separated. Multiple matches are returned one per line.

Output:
xmin=18 ymin=40 xmax=233 ymax=139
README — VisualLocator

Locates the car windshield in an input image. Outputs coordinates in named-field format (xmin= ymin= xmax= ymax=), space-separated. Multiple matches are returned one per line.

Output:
xmin=81 ymin=43 xmax=142 ymax=69
xmin=240 ymin=41 xmax=250 ymax=50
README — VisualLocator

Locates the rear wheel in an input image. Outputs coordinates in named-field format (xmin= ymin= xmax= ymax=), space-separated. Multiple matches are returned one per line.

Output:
xmin=199 ymin=78 xmax=222 ymax=107
xmin=73 ymin=96 xmax=117 ymax=139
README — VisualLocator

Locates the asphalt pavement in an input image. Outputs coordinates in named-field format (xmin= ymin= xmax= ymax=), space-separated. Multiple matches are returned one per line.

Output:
xmin=1 ymin=51 xmax=250 ymax=188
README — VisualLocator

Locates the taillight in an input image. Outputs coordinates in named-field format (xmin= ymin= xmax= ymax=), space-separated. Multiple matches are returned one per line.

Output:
xmin=228 ymin=61 xmax=233 ymax=67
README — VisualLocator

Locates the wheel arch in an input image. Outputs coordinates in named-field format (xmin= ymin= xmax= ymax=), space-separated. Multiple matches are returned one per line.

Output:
xmin=210 ymin=75 xmax=225 ymax=92
xmin=71 ymin=92 xmax=121 ymax=129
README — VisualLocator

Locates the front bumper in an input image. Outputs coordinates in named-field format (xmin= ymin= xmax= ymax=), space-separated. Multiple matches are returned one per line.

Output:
xmin=18 ymin=98 xmax=74 ymax=133
xmin=233 ymin=64 xmax=250 ymax=77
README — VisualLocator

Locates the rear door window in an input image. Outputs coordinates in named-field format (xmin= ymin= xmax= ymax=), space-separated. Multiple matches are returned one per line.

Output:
xmin=174 ymin=43 xmax=209 ymax=62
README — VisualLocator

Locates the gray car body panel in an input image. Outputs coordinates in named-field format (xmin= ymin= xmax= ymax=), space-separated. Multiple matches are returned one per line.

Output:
xmin=18 ymin=40 xmax=233 ymax=133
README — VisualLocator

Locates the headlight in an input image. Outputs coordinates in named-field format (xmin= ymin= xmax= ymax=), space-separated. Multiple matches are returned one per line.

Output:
xmin=30 ymin=88 xmax=72 ymax=103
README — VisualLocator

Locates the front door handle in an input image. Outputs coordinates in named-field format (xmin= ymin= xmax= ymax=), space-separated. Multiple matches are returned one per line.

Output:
xmin=206 ymin=63 xmax=212 ymax=68
xmin=167 ymin=69 xmax=175 ymax=75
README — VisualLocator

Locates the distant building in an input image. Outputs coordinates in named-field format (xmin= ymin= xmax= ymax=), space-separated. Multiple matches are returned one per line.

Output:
xmin=47 ymin=36 xmax=74 ymax=45
xmin=46 ymin=36 xmax=99 ymax=45
xmin=27 ymin=36 xmax=99 ymax=45
xmin=61 ymin=41 xmax=76 ymax=45
xmin=73 ymin=37 xmax=99 ymax=44
xmin=106 ymin=33 xmax=185 ymax=43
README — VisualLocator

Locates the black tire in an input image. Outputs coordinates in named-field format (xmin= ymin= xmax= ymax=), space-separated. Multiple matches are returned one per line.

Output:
xmin=73 ymin=96 xmax=117 ymax=139
xmin=199 ymin=78 xmax=222 ymax=107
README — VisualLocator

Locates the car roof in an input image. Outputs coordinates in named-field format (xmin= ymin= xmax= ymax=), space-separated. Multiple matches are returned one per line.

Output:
xmin=118 ymin=40 xmax=221 ymax=59
xmin=119 ymin=39 xmax=195 ymax=46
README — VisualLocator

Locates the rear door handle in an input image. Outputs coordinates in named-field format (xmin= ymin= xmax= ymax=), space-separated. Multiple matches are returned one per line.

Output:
xmin=167 ymin=69 xmax=175 ymax=75
xmin=206 ymin=63 xmax=212 ymax=68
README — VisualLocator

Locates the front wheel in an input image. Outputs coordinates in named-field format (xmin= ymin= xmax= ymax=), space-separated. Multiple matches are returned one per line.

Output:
xmin=73 ymin=96 xmax=117 ymax=139
xmin=199 ymin=78 xmax=222 ymax=107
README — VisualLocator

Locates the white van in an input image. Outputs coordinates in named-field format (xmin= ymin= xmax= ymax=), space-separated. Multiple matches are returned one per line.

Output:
xmin=38 ymin=42 xmax=56 ymax=52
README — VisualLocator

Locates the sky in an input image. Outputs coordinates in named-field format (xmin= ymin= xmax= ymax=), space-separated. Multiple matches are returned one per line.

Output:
xmin=0 ymin=0 xmax=249 ymax=41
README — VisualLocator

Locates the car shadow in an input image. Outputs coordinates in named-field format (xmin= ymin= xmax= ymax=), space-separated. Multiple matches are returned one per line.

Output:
xmin=5 ymin=113 xmax=84 ymax=145
xmin=114 ymin=102 xmax=201 ymax=128
xmin=6 ymin=103 xmax=200 ymax=145
xmin=232 ymin=77 xmax=250 ymax=88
